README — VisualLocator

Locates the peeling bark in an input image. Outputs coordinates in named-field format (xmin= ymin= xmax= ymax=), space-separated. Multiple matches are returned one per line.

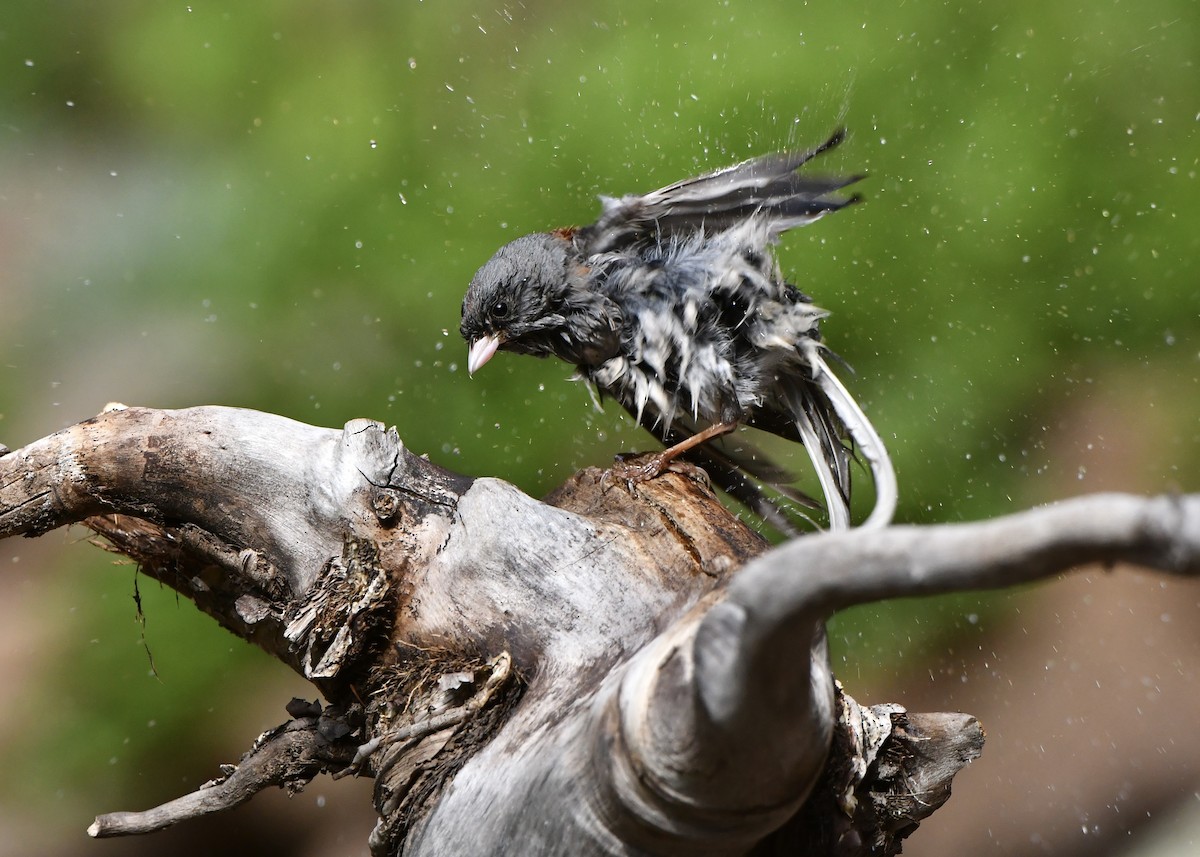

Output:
xmin=2 ymin=405 xmax=1197 ymax=855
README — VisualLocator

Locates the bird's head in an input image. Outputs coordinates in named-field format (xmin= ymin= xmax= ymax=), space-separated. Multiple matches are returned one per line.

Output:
xmin=461 ymin=232 xmax=601 ymax=374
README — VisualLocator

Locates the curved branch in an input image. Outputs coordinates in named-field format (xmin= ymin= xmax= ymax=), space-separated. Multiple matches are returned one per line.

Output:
xmin=608 ymin=492 xmax=1199 ymax=852
xmin=728 ymin=492 xmax=1199 ymax=619
xmin=701 ymin=493 xmax=1200 ymax=742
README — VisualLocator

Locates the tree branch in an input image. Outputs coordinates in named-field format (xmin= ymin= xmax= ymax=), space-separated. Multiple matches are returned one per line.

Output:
xmin=88 ymin=703 xmax=360 ymax=838
xmin=3 ymin=406 xmax=1196 ymax=855
xmin=609 ymin=493 xmax=1199 ymax=852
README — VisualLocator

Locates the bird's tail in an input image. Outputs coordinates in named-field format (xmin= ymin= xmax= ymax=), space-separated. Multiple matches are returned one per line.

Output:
xmin=681 ymin=341 xmax=896 ymax=535
xmin=797 ymin=339 xmax=897 ymax=530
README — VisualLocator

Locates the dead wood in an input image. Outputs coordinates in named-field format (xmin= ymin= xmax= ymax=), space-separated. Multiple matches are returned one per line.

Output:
xmin=2 ymin=404 xmax=1197 ymax=856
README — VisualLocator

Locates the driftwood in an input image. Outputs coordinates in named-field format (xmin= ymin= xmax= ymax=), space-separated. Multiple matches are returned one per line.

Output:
xmin=1 ymin=404 xmax=1197 ymax=856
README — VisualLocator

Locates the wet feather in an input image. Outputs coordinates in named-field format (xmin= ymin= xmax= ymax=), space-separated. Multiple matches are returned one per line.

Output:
xmin=460 ymin=129 xmax=896 ymax=532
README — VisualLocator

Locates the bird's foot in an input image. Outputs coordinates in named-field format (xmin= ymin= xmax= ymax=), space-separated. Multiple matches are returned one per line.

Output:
xmin=609 ymin=446 xmax=710 ymax=487
xmin=611 ymin=451 xmax=671 ymax=485
xmin=607 ymin=421 xmax=738 ymax=490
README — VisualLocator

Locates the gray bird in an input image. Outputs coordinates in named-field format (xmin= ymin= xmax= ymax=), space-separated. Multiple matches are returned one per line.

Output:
xmin=460 ymin=129 xmax=896 ymax=532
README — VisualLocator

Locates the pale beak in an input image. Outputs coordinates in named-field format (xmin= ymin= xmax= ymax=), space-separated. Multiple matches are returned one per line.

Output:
xmin=467 ymin=334 xmax=502 ymax=376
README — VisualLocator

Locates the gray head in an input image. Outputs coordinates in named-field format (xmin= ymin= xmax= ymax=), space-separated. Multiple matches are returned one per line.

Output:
xmin=461 ymin=232 xmax=618 ymax=373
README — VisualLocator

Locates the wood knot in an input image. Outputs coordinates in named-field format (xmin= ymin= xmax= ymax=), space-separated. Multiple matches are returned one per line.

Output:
xmin=372 ymin=488 xmax=401 ymax=522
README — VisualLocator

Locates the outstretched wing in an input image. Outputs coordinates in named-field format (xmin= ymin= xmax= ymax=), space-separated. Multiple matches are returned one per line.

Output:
xmin=576 ymin=129 xmax=863 ymax=255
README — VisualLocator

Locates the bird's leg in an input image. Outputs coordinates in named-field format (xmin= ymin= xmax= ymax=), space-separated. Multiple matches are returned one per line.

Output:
xmin=612 ymin=420 xmax=739 ymax=485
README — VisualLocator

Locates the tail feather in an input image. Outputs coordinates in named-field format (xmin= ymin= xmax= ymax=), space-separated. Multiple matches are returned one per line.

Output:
xmin=791 ymin=406 xmax=851 ymax=531
xmin=613 ymin=345 xmax=895 ymax=533
xmin=780 ymin=381 xmax=853 ymax=532
xmin=799 ymin=340 xmax=898 ymax=530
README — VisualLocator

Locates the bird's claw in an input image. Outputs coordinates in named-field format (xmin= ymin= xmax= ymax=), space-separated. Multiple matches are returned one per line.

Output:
xmin=607 ymin=451 xmax=692 ymax=489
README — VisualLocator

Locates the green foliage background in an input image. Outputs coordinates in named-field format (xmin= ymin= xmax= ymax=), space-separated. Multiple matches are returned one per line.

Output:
xmin=0 ymin=1 xmax=1196 ymax=853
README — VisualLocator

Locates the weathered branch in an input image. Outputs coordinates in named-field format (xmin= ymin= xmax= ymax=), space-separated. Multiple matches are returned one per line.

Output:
xmin=602 ymin=492 xmax=1200 ymax=853
xmin=1 ymin=405 xmax=1195 ymax=855
xmin=690 ymin=492 xmax=1199 ymax=780
xmin=88 ymin=701 xmax=360 ymax=838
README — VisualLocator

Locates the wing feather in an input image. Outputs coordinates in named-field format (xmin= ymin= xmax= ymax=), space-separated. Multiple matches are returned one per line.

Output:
xmin=578 ymin=129 xmax=863 ymax=254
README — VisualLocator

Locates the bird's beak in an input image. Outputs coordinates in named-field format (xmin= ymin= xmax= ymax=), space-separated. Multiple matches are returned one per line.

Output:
xmin=467 ymin=334 xmax=502 ymax=376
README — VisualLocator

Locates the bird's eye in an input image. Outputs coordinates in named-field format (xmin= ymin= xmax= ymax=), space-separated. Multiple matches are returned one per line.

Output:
xmin=490 ymin=301 xmax=510 ymax=319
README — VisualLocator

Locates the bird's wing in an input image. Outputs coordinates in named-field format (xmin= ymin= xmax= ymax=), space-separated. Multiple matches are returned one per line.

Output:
xmin=577 ymin=129 xmax=863 ymax=254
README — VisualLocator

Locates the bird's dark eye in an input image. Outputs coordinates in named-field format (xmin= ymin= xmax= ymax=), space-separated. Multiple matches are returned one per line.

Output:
xmin=490 ymin=301 xmax=510 ymax=319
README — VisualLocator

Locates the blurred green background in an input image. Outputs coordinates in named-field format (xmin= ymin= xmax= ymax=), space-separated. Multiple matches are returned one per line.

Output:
xmin=0 ymin=1 xmax=1196 ymax=855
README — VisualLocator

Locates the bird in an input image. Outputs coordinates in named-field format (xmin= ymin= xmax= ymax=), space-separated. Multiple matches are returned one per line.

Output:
xmin=459 ymin=128 xmax=896 ymax=532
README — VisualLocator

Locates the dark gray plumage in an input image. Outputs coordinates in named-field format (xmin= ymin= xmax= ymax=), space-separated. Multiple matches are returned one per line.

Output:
xmin=460 ymin=129 xmax=896 ymax=531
